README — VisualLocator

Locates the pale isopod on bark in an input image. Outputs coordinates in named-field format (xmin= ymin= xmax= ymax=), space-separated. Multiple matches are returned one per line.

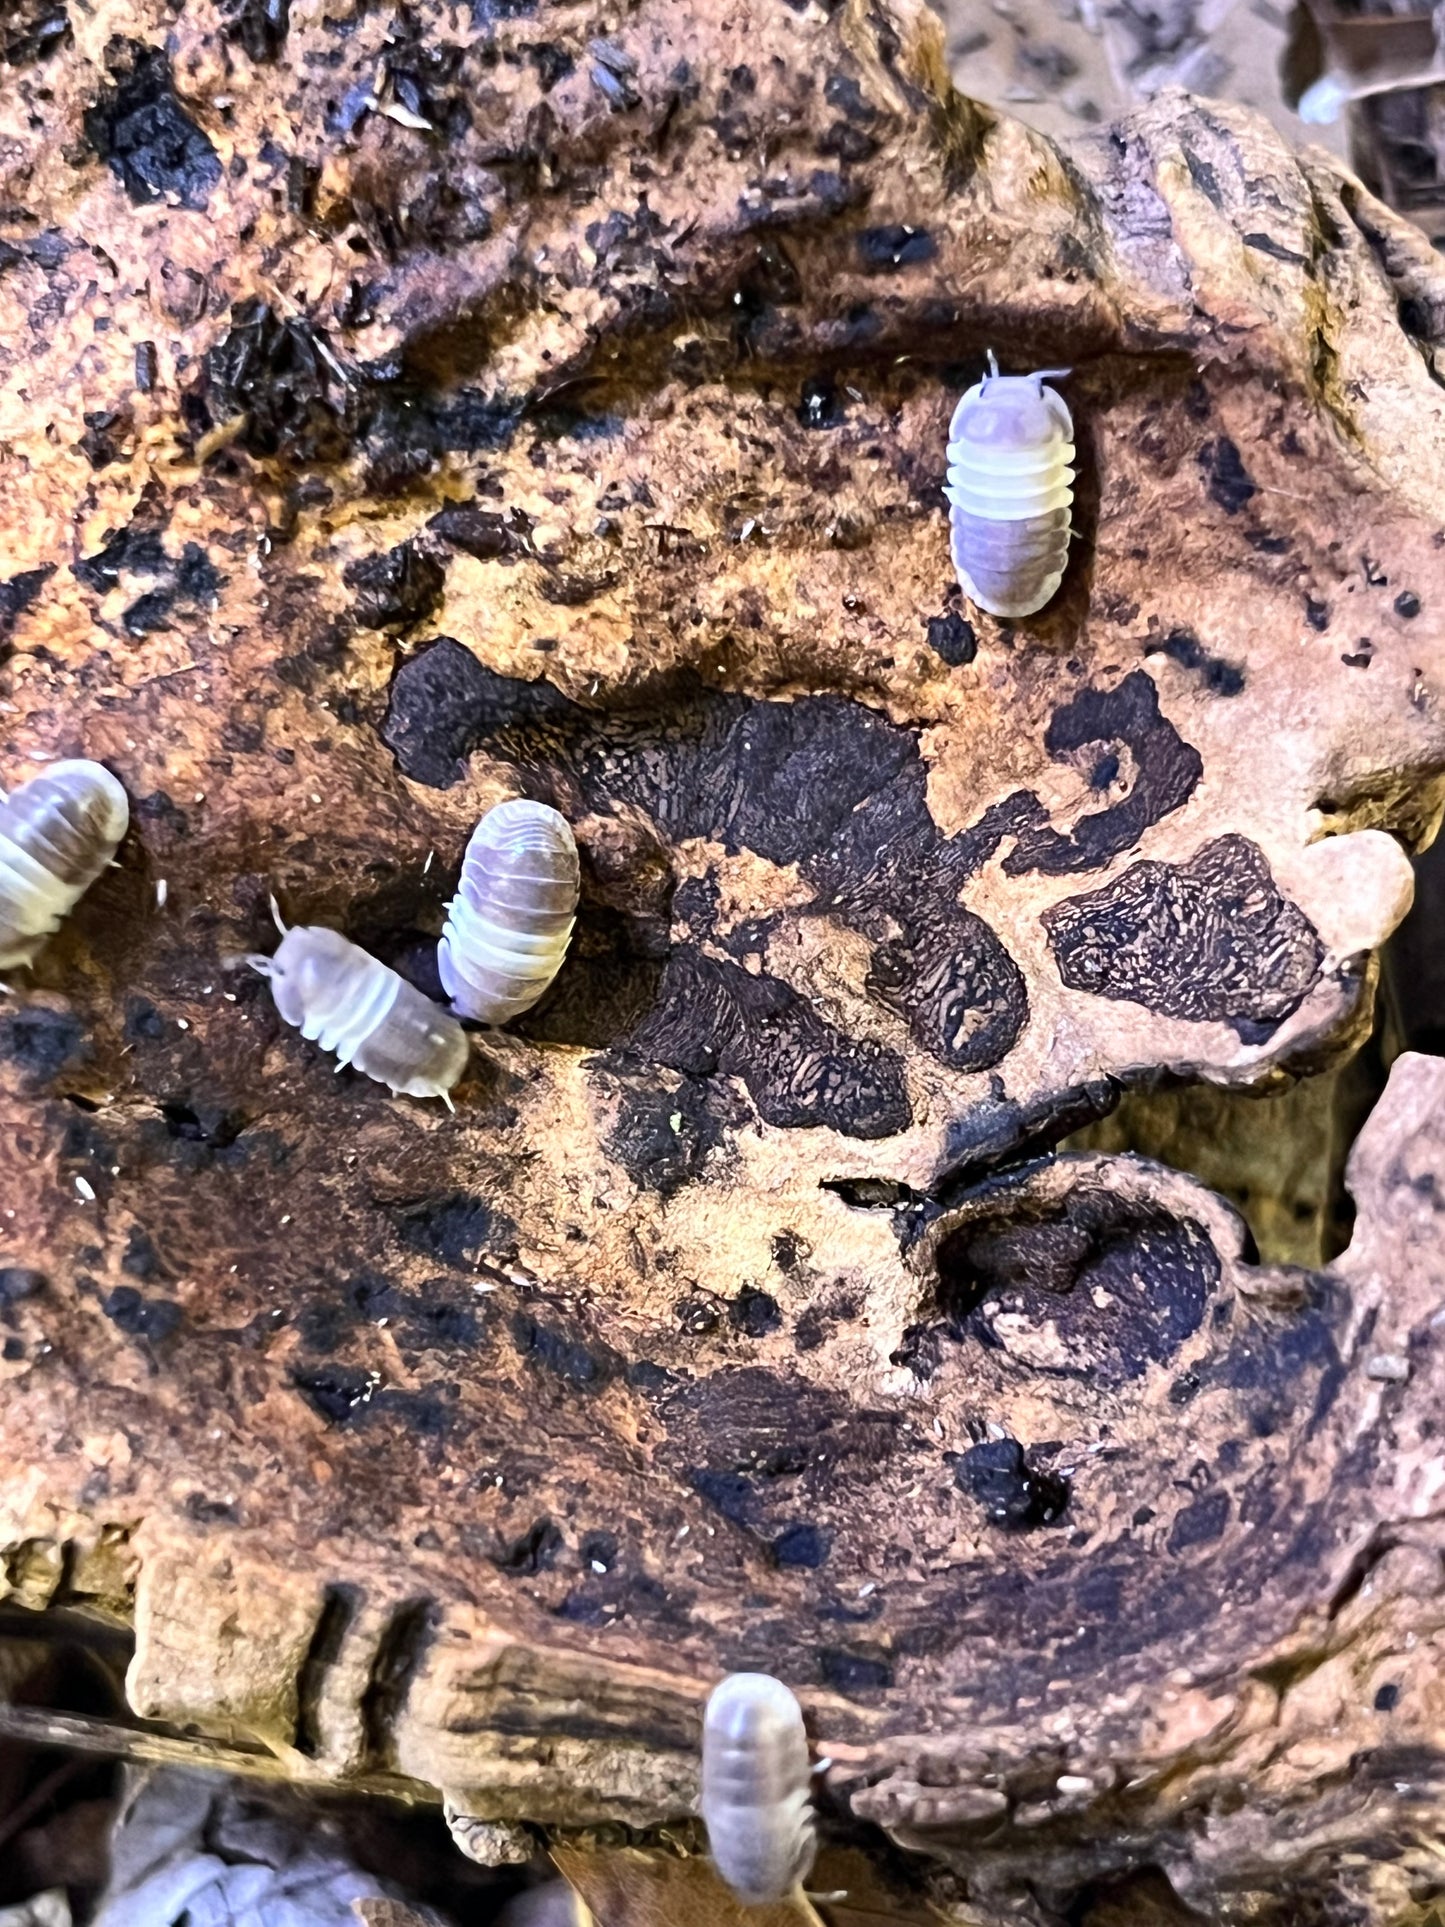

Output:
xmin=438 ymin=799 xmax=579 ymax=1024
xmin=0 ymin=759 xmax=130 ymax=968
xmin=700 ymin=1672 xmax=817 ymax=1906
xmin=945 ymin=351 xmax=1075 ymax=619
xmin=247 ymin=913 xmax=469 ymax=1105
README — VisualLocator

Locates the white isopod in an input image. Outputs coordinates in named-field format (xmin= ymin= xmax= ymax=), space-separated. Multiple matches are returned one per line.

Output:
xmin=700 ymin=1672 xmax=817 ymax=1906
xmin=944 ymin=351 xmax=1075 ymax=619
xmin=438 ymin=799 xmax=579 ymax=1024
xmin=247 ymin=913 xmax=469 ymax=1105
xmin=0 ymin=759 xmax=130 ymax=968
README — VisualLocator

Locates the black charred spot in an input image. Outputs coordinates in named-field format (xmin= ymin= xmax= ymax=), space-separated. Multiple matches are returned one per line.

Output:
xmin=394 ymin=1193 xmax=502 ymax=1269
xmin=1242 ymin=231 xmax=1308 ymax=265
xmin=79 ymin=408 xmax=129 ymax=470
xmin=203 ymin=299 xmax=353 ymax=464
xmin=1375 ymin=1682 xmax=1401 ymax=1712
xmin=122 ymin=589 xmax=175 ymax=637
xmin=605 ymin=1074 xmax=736 ymax=1196
xmin=1044 ymin=834 xmax=1322 ymax=1025
xmin=730 ymin=1286 xmax=781 ymax=1337
xmin=771 ymin=1230 xmax=808 ymax=1274
xmin=0 ymin=1008 xmax=88 ymax=1084
xmin=0 ymin=564 xmax=54 ymax=658
xmin=1145 ymin=626 xmax=1245 ymax=697
xmin=1396 ymin=590 xmax=1421 ymax=618
xmin=926 ymin=610 xmax=978 ymax=667
xmin=1198 ymin=438 xmax=1257 ymax=514
xmin=1305 ymin=596 xmax=1330 ymax=631
xmin=818 ymin=121 xmax=879 ymax=162
xmin=772 ymin=1522 xmax=831 ymax=1567
xmin=818 ymin=1646 xmax=893 ymax=1694
xmin=678 ymin=1297 xmax=721 ymax=1336
xmin=689 ymin=1468 xmax=757 ymax=1525
xmin=102 ymin=1285 xmax=181 ymax=1341
xmin=343 ymin=541 xmax=445 ymax=630
xmin=0 ymin=1268 xmax=46 ymax=1307
xmin=161 ymin=1102 xmax=246 ymax=1150
xmin=73 ymin=520 xmax=168 ymax=594
xmin=83 ymin=43 xmax=221 ymax=210
xmin=511 ymin=1310 xmax=618 ymax=1388
xmin=953 ymin=1437 xmax=1069 ymax=1528
xmin=1181 ymin=143 xmax=1223 ymax=207
xmin=427 ymin=502 xmax=527 ymax=562
xmin=1 ymin=3 xmax=71 ymax=64
xmin=1005 ymin=671 xmax=1203 ymax=877
xmin=123 ymin=999 xmax=165 ymax=1044
xmin=496 ymin=1517 xmax=563 ymax=1575
xmin=856 ymin=224 xmax=936 ymax=270
xmin=185 ymin=1494 xmax=239 ymax=1524
xmin=1167 ymin=1488 xmax=1230 ymax=1552
xmin=866 ymin=908 xmax=1029 ymax=1074
xmin=220 ymin=0 xmax=289 ymax=61
xmin=292 ymin=1367 xmax=372 ymax=1424
xmin=798 ymin=374 xmax=846 ymax=429
xmin=121 ymin=1225 xmax=163 ymax=1281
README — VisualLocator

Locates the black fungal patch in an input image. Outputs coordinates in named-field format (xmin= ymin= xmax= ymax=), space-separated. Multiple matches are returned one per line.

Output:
xmin=101 ymin=1285 xmax=181 ymax=1341
xmin=511 ymin=1310 xmax=619 ymax=1389
xmin=1145 ymin=626 xmax=1245 ymax=697
xmin=293 ymin=1367 xmax=372 ymax=1424
xmin=1044 ymin=834 xmax=1323 ymax=1025
xmin=934 ymin=1186 xmax=1220 ymax=1387
xmin=2 ymin=3 xmax=71 ymax=64
xmin=729 ymin=1286 xmax=781 ymax=1337
xmin=856 ymin=225 xmax=937 ymax=270
xmin=0 ymin=1008 xmax=87 ymax=1085
xmin=1005 ymin=671 xmax=1203 ymax=876
xmin=0 ymin=1268 xmax=46 ymax=1307
xmin=630 ymin=947 xmax=912 ymax=1139
xmin=0 ymin=564 xmax=53 ymax=658
xmin=818 ymin=1646 xmax=893 ymax=1694
xmin=381 ymin=663 xmax=1041 ymax=1082
xmin=604 ymin=1073 xmax=739 ymax=1195
xmin=121 ymin=1226 xmax=163 ymax=1282
xmin=393 ymin=1193 xmax=504 ymax=1269
xmin=953 ymin=1437 xmax=1069 ymax=1528
xmin=496 ymin=1517 xmax=564 ymax=1575
xmin=1167 ymin=1488 xmax=1230 ymax=1552
xmin=1305 ymin=596 xmax=1330 ymax=632
xmin=381 ymin=637 xmax=572 ymax=788
xmin=427 ymin=502 xmax=529 ymax=562
xmin=1197 ymin=438 xmax=1257 ymax=515
xmin=202 ymin=300 xmax=353 ymax=465
xmin=220 ymin=0 xmax=290 ymax=61
xmin=926 ymin=610 xmax=978 ymax=667
xmin=343 ymin=541 xmax=445 ymax=630
xmin=772 ymin=1522 xmax=831 ymax=1567
xmin=83 ymin=43 xmax=221 ymax=210
xmin=798 ymin=374 xmax=846 ymax=429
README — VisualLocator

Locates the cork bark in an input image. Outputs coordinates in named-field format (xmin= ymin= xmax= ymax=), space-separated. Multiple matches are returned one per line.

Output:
xmin=4 ymin=2 xmax=1445 ymax=1921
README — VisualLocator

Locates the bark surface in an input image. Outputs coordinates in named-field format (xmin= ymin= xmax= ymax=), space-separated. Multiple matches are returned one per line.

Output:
xmin=3 ymin=2 xmax=1445 ymax=1921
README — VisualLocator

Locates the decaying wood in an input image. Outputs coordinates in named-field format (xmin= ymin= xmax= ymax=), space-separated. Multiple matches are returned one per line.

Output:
xmin=4 ymin=0 xmax=1445 ymax=1920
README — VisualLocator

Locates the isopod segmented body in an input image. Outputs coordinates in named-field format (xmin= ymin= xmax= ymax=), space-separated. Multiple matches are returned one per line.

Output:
xmin=945 ymin=353 xmax=1075 ymax=619
xmin=700 ymin=1672 xmax=817 ymax=1906
xmin=438 ymin=800 xmax=579 ymax=1024
xmin=0 ymin=759 xmax=129 ymax=968
xmin=248 ymin=920 xmax=469 ymax=1104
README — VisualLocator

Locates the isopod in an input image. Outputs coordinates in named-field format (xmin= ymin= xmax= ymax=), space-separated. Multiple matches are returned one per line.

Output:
xmin=247 ymin=913 xmax=469 ymax=1105
xmin=438 ymin=799 xmax=579 ymax=1024
xmin=700 ymin=1672 xmax=817 ymax=1906
xmin=0 ymin=759 xmax=129 ymax=968
xmin=944 ymin=351 xmax=1075 ymax=618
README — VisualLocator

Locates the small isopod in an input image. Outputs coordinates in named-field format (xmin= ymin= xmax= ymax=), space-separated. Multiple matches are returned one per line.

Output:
xmin=438 ymin=799 xmax=579 ymax=1024
xmin=700 ymin=1672 xmax=817 ymax=1906
xmin=945 ymin=351 xmax=1075 ymax=618
xmin=0 ymin=759 xmax=130 ymax=968
xmin=247 ymin=912 xmax=469 ymax=1105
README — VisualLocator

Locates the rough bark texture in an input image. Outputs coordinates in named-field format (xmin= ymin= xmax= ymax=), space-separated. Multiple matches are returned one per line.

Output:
xmin=4 ymin=1 xmax=1445 ymax=1921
